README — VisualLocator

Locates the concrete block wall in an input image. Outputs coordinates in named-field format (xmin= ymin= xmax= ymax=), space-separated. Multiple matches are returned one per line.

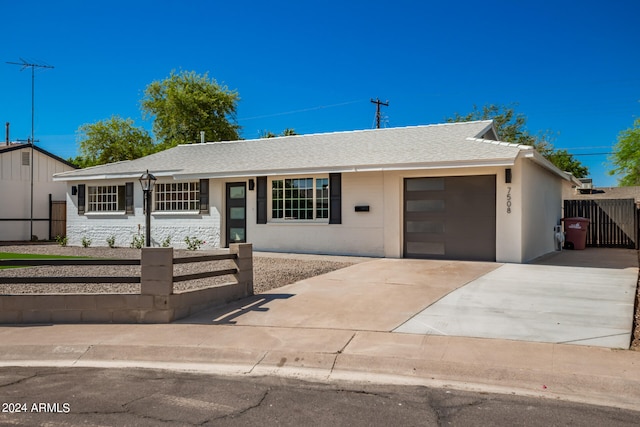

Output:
xmin=0 ymin=244 xmax=253 ymax=324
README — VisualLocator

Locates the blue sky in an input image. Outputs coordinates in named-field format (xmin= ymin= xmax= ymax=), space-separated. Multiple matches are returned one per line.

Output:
xmin=3 ymin=0 xmax=639 ymax=187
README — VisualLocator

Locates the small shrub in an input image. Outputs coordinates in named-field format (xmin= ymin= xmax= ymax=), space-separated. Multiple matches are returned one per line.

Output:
xmin=106 ymin=235 xmax=116 ymax=248
xmin=184 ymin=236 xmax=205 ymax=251
xmin=55 ymin=235 xmax=68 ymax=247
xmin=130 ymin=234 xmax=144 ymax=249
xmin=81 ymin=236 xmax=92 ymax=248
xmin=161 ymin=236 xmax=172 ymax=248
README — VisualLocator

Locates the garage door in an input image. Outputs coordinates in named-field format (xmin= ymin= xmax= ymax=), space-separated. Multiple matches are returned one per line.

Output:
xmin=404 ymin=175 xmax=496 ymax=261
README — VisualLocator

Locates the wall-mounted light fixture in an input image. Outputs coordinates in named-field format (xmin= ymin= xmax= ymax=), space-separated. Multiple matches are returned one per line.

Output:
xmin=71 ymin=186 xmax=78 ymax=196
xmin=505 ymin=168 xmax=512 ymax=184
xmin=248 ymin=179 xmax=255 ymax=191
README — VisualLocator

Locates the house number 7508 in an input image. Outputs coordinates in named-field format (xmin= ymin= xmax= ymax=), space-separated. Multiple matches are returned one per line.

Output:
xmin=506 ymin=187 xmax=512 ymax=214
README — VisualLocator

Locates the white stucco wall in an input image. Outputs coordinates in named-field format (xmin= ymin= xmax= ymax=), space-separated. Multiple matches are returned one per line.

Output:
xmin=248 ymin=166 xmax=526 ymax=261
xmin=66 ymin=178 xmax=221 ymax=249
xmin=0 ymin=148 xmax=74 ymax=241
xmin=379 ymin=166 xmax=524 ymax=262
xmin=248 ymin=172 xmax=385 ymax=256
xmin=520 ymin=157 xmax=564 ymax=262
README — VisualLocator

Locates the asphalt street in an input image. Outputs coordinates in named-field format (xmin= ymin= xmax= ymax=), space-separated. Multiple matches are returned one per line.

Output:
xmin=0 ymin=367 xmax=638 ymax=426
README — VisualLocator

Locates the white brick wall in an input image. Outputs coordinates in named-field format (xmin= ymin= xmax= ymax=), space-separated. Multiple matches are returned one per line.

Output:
xmin=66 ymin=180 xmax=221 ymax=249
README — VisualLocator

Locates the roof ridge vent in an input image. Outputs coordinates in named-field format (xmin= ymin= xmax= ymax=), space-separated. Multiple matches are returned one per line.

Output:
xmin=465 ymin=136 xmax=532 ymax=150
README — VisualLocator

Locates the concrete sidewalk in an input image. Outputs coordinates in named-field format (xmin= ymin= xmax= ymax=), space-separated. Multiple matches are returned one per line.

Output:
xmin=0 ymin=248 xmax=639 ymax=411
xmin=1 ymin=324 xmax=639 ymax=411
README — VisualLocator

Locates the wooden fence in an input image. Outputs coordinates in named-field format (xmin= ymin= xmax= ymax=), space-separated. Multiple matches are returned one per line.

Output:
xmin=563 ymin=199 xmax=637 ymax=249
xmin=0 ymin=254 xmax=237 ymax=284
xmin=49 ymin=198 xmax=67 ymax=240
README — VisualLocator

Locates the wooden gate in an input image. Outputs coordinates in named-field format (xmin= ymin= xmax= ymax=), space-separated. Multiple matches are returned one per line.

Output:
xmin=50 ymin=200 xmax=67 ymax=240
xmin=563 ymin=199 xmax=637 ymax=249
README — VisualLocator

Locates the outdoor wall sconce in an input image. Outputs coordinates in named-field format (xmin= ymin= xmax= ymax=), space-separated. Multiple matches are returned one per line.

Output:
xmin=71 ymin=186 xmax=77 ymax=195
xmin=248 ymin=179 xmax=255 ymax=191
xmin=355 ymin=205 xmax=370 ymax=212
xmin=505 ymin=168 xmax=512 ymax=184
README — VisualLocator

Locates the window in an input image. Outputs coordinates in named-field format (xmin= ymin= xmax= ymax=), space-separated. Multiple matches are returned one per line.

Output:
xmin=271 ymin=177 xmax=329 ymax=220
xmin=155 ymin=182 xmax=200 ymax=211
xmin=316 ymin=178 xmax=329 ymax=219
xmin=88 ymin=185 xmax=126 ymax=212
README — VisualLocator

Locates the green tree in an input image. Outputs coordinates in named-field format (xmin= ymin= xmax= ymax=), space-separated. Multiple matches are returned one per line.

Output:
xmin=70 ymin=116 xmax=154 ymax=168
xmin=141 ymin=70 xmax=240 ymax=149
xmin=446 ymin=104 xmax=588 ymax=178
xmin=258 ymin=128 xmax=298 ymax=139
xmin=258 ymin=130 xmax=278 ymax=139
xmin=546 ymin=149 xmax=589 ymax=179
xmin=609 ymin=118 xmax=640 ymax=186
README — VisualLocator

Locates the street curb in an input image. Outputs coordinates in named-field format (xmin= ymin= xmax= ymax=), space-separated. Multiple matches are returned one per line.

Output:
xmin=1 ymin=345 xmax=639 ymax=412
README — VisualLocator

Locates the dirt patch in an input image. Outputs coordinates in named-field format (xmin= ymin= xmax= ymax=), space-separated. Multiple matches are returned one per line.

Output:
xmin=632 ymin=251 xmax=640 ymax=351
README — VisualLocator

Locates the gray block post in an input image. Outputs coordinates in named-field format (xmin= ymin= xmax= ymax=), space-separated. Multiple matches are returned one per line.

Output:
xmin=141 ymin=247 xmax=174 ymax=296
xmin=230 ymin=243 xmax=253 ymax=296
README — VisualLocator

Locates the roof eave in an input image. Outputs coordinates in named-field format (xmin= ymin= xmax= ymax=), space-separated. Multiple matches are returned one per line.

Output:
xmin=53 ymin=170 xmax=182 ymax=182
xmin=173 ymin=159 xmax=518 ymax=180
xmin=520 ymin=151 xmax=582 ymax=185
xmin=1 ymin=143 xmax=78 ymax=169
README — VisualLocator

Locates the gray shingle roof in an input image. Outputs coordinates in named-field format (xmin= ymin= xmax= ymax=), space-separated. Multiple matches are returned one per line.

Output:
xmin=54 ymin=120 xmax=534 ymax=181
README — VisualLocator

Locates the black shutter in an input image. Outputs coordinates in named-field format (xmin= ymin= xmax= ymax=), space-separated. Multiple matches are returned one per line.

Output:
xmin=257 ymin=176 xmax=267 ymax=224
xmin=77 ymin=184 xmax=86 ymax=215
xmin=199 ymin=179 xmax=209 ymax=213
xmin=329 ymin=173 xmax=342 ymax=224
xmin=125 ymin=182 xmax=134 ymax=214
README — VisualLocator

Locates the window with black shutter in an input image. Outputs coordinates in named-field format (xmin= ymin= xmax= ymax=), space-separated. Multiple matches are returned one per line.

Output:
xmin=256 ymin=176 xmax=267 ymax=224
xmin=199 ymin=179 xmax=209 ymax=213
xmin=77 ymin=184 xmax=86 ymax=215
xmin=125 ymin=182 xmax=134 ymax=214
xmin=329 ymin=173 xmax=342 ymax=224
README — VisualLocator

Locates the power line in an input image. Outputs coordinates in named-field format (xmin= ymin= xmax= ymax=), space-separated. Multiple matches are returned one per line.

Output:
xmin=370 ymin=98 xmax=389 ymax=129
xmin=239 ymin=100 xmax=364 ymax=121
xmin=6 ymin=58 xmax=55 ymax=241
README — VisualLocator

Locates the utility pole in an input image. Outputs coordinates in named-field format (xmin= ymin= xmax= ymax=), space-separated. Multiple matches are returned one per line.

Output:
xmin=7 ymin=58 xmax=54 ymax=241
xmin=370 ymin=98 xmax=389 ymax=129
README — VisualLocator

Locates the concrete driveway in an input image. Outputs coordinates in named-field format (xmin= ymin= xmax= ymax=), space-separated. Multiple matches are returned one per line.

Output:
xmin=185 ymin=248 xmax=638 ymax=349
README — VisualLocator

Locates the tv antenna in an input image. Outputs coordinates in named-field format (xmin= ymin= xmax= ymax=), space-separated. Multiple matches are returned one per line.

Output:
xmin=6 ymin=58 xmax=54 ymax=144
xmin=370 ymin=98 xmax=389 ymax=129
xmin=6 ymin=58 xmax=54 ymax=240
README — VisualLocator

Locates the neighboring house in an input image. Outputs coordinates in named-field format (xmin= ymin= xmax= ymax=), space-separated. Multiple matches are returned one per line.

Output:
xmin=564 ymin=184 xmax=640 ymax=207
xmin=0 ymin=142 xmax=77 ymax=241
xmin=53 ymin=120 xmax=580 ymax=263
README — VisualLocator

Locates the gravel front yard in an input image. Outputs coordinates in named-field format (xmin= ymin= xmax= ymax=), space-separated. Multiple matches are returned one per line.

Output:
xmin=0 ymin=245 xmax=355 ymax=295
